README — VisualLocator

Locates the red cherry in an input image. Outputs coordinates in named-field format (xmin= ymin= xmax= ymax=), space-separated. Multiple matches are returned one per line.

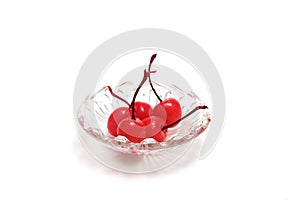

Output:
xmin=107 ymin=102 xmax=152 ymax=137
xmin=118 ymin=116 xmax=166 ymax=143
xmin=151 ymin=98 xmax=182 ymax=128
xmin=142 ymin=116 xmax=165 ymax=138
xmin=146 ymin=54 xmax=182 ymax=128
xmin=131 ymin=102 xmax=152 ymax=120
xmin=152 ymin=131 xmax=166 ymax=142
xmin=117 ymin=118 xmax=146 ymax=143
xmin=107 ymin=107 xmax=131 ymax=137
xmin=143 ymin=116 xmax=167 ymax=142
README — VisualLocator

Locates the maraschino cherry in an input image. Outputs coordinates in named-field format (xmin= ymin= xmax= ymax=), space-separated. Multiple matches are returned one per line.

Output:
xmin=117 ymin=118 xmax=146 ymax=143
xmin=132 ymin=102 xmax=152 ymax=120
xmin=142 ymin=116 xmax=166 ymax=142
xmin=147 ymin=54 xmax=182 ymax=127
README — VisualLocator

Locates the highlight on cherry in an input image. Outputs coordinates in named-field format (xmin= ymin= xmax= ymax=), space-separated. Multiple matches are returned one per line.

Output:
xmin=106 ymin=54 xmax=208 ymax=143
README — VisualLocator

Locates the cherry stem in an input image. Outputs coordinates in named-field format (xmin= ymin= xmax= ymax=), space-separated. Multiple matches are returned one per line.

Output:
xmin=148 ymin=54 xmax=162 ymax=102
xmin=131 ymin=69 xmax=156 ymax=120
xmin=107 ymin=86 xmax=130 ymax=107
xmin=161 ymin=105 xmax=208 ymax=130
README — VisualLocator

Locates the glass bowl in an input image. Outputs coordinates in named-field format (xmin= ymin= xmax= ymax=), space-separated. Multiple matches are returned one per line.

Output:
xmin=73 ymin=29 xmax=226 ymax=173
xmin=77 ymin=81 xmax=211 ymax=155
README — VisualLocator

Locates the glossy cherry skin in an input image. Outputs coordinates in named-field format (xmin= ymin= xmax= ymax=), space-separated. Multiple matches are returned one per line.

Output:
xmin=107 ymin=102 xmax=152 ymax=137
xmin=131 ymin=101 xmax=152 ymax=120
xmin=152 ymin=131 xmax=166 ymax=142
xmin=151 ymin=98 xmax=182 ymax=128
xmin=142 ymin=116 xmax=165 ymax=137
xmin=117 ymin=118 xmax=146 ymax=143
xmin=107 ymin=107 xmax=131 ymax=137
xmin=142 ymin=116 xmax=167 ymax=142
xmin=117 ymin=116 xmax=167 ymax=143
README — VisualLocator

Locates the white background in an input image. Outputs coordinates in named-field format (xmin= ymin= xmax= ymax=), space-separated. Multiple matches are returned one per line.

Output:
xmin=0 ymin=0 xmax=299 ymax=199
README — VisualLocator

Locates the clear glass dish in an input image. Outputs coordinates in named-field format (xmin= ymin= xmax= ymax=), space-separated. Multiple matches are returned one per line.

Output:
xmin=73 ymin=29 xmax=225 ymax=173
xmin=77 ymin=82 xmax=211 ymax=155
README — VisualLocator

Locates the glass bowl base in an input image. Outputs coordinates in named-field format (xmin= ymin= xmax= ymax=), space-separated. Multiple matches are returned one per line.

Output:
xmin=77 ymin=123 xmax=197 ymax=173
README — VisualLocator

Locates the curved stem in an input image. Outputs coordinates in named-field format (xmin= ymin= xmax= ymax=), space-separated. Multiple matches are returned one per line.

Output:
xmin=131 ymin=70 xmax=156 ymax=120
xmin=162 ymin=105 xmax=208 ymax=130
xmin=107 ymin=86 xmax=130 ymax=107
xmin=148 ymin=54 xmax=162 ymax=102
